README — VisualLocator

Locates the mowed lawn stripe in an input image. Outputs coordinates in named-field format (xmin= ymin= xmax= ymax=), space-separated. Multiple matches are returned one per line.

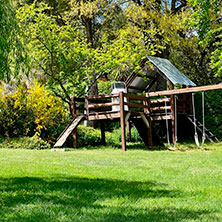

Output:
xmin=0 ymin=146 xmax=222 ymax=222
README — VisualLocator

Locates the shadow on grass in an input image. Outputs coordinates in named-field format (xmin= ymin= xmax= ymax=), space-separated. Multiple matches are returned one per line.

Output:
xmin=0 ymin=176 xmax=215 ymax=222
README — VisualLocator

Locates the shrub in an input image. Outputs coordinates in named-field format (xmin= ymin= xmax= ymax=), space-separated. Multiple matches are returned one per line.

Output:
xmin=73 ymin=124 xmax=142 ymax=147
xmin=98 ymin=80 xmax=112 ymax=95
xmin=0 ymin=82 xmax=67 ymax=143
xmin=27 ymin=82 xmax=68 ymax=142
xmin=195 ymin=90 xmax=222 ymax=139
xmin=77 ymin=125 xmax=102 ymax=146
xmin=107 ymin=126 xmax=142 ymax=144
xmin=0 ymin=135 xmax=50 ymax=149
xmin=0 ymin=85 xmax=35 ymax=138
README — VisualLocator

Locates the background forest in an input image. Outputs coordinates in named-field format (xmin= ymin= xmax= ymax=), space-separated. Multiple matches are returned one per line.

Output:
xmin=0 ymin=0 xmax=221 ymax=147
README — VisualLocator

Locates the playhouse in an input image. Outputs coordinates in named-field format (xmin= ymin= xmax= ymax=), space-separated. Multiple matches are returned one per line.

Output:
xmin=54 ymin=56 xmax=222 ymax=150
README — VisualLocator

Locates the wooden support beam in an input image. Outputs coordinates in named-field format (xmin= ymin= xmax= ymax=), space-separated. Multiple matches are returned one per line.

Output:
xmin=127 ymin=121 xmax=131 ymax=142
xmin=85 ymin=97 xmax=89 ymax=117
xmin=170 ymin=83 xmax=176 ymax=144
xmin=125 ymin=102 xmax=149 ymax=109
xmin=71 ymin=97 xmax=77 ymax=148
xmin=147 ymin=98 xmax=153 ymax=149
xmin=120 ymin=92 xmax=126 ymax=151
xmin=147 ymin=84 xmax=222 ymax=97
xmin=100 ymin=121 xmax=106 ymax=145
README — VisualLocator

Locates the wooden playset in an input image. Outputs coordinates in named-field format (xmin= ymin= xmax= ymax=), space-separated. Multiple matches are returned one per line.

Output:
xmin=54 ymin=56 xmax=222 ymax=150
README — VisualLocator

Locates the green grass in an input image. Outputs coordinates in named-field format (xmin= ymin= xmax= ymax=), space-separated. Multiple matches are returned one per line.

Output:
xmin=1 ymin=143 xmax=222 ymax=221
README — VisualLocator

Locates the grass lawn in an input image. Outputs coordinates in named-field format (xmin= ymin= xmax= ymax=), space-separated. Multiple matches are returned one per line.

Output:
xmin=1 ymin=144 xmax=222 ymax=222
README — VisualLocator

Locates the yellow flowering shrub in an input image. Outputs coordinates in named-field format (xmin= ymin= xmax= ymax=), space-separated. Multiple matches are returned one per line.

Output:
xmin=27 ymin=82 xmax=67 ymax=141
xmin=0 ymin=82 xmax=67 ymax=143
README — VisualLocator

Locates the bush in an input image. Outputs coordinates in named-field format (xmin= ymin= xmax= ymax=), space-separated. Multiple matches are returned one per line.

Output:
xmin=0 ymin=82 xmax=67 ymax=143
xmin=98 ymin=80 xmax=112 ymax=95
xmin=73 ymin=124 xmax=142 ymax=147
xmin=76 ymin=125 xmax=102 ymax=147
xmin=0 ymin=135 xmax=51 ymax=149
xmin=107 ymin=126 xmax=142 ymax=144
xmin=195 ymin=90 xmax=222 ymax=139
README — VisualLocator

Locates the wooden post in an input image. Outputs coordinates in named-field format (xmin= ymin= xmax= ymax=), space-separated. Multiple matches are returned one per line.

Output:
xmin=100 ymin=121 xmax=106 ymax=145
xmin=85 ymin=96 xmax=89 ymax=117
xmin=147 ymin=97 xmax=153 ymax=149
xmin=170 ymin=83 xmax=175 ymax=144
xmin=119 ymin=92 xmax=126 ymax=151
xmin=71 ymin=97 xmax=77 ymax=148
xmin=127 ymin=121 xmax=131 ymax=142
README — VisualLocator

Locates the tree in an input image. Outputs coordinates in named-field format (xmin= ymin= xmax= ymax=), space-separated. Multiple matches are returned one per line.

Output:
xmin=0 ymin=0 xmax=27 ymax=81
xmin=17 ymin=2 xmax=95 ymax=113
xmin=188 ymin=0 xmax=222 ymax=78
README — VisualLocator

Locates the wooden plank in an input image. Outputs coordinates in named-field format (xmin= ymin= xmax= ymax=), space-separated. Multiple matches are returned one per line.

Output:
xmin=170 ymin=83 xmax=176 ymax=144
xmin=85 ymin=97 xmax=89 ymax=117
xmin=88 ymin=93 xmax=119 ymax=100
xmin=88 ymin=102 xmax=119 ymax=109
xmin=150 ymin=106 xmax=171 ymax=111
xmin=88 ymin=112 xmax=120 ymax=120
xmin=100 ymin=121 xmax=106 ymax=145
xmin=147 ymin=84 xmax=222 ymax=97
xmin=125 ymin=102 xmax=149 ymax=109
xmin=127 ymin=121 xmax=131 ymax=142
xmin=140 ymin=113 xmax=149 ymax=128
xmin=120 ymin=92 xmax=126 ymax=151
xmin=54 ymin=115 xmax=85 ymax=147
xmin=152 ymin=115 xmax=172 ymax=120
xmin=125 ymin=112 xmax=131 ymax=124
xmin=124 ymin=94 xmax=150 ymax=102
xmin=150 ymin=98 xmax=170 ymax=103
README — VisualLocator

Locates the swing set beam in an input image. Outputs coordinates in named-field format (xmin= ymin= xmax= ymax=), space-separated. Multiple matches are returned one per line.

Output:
xmin=147 ymin=84 xmax=222 ymax=97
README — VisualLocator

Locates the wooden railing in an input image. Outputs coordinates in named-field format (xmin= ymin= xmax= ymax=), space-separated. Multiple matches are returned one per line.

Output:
xmin=83 ymin=92 xmax=152 ymax=117
xmin=72 ymin=92 xmax=193 ymax=121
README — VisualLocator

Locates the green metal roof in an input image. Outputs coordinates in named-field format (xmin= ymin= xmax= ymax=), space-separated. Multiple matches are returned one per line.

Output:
xmin=147 ymin=56 xmax=196 ymax=87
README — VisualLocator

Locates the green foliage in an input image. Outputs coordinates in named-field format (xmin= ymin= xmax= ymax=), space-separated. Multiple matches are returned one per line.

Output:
xmin=188 ymin=0 xmax=222 ymax=77
xmin=77 ymin=125 xmax=102 ymax=147
xmin=195 ymin=90 xmax=222 ymax=138
xmin=97 ymin=80 xmax=112 ymax=95
xmin=0 ymin=85 xmax=35 ymax=138
xmin=76 ymin=125 xmax=142 ymax=147
xmin=0 ymin=135 xmax=50 ymax=149
xmin=0 ymin=0 xmax=27 ymax=81
xmin=0 ymin=82 xmax=67 ymax=142
xmin=107 ymin=127 xmax=142 ymax=145
xmin=17 ymin=1 xmax=95 ymax=104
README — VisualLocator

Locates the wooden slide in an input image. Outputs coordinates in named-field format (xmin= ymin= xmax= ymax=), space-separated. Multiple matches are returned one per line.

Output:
xmin=54 ymin=115 xmax=85 ymax=147
xmin=132 ymin=117 xmax=163 ymax=147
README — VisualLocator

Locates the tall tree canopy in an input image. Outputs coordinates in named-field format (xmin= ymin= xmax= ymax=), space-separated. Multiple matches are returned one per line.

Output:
xmin=0 ymin=0 xmax=27 ymax=81
xmin=12 ymin=0 xmax=222 ymax=104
